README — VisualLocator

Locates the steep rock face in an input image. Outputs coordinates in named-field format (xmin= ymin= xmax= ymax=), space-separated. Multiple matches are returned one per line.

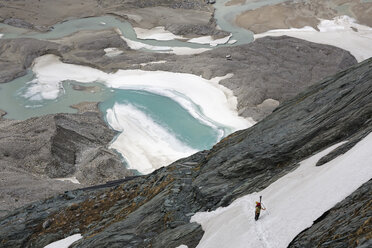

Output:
xmin=289 ymin=180 xmax=372 ymax=248
xmin=0 ymin=57 xmax=370 ymax=248
xmin=0 ymin=111 xmax=133 ymax=182
xmin=193 ymin=58 xmax=372 ymax=210
xmin=0 ymin=109 xmax=134 ymax=216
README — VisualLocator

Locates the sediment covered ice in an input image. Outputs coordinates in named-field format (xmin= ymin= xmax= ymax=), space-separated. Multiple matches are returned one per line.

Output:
xmin=191 ymin=133 xmax=372 ymax=247
xmin=29 ymin=54 xmax=252 ymax=173
xmin=254 ymin=15 xmax=372 ymax=62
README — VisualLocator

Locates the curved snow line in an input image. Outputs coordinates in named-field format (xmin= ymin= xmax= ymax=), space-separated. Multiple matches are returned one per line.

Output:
xmin=254 ymin=15 xmax=372 ymax=62
xmin=116 ymin=28 xmax=211 ymax=55
xmin=29 ymin=54 xmax=252 ymax=173
xmin=107 ymin=103 xmax=198 ymax=174
xmin=192 ymin=133 xmax=372 ymax=248
xmin=44 ymin=234 xmax=82 ymax=248
xmin=187 ymin=34 xmax=232 ymax=47
xmin=31 ymin=54 xmax=252 ymax=130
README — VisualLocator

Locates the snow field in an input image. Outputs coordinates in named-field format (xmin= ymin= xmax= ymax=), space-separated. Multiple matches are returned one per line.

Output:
xmin=117 ymin=28 xmax=211 ymax=55
xmin=254 ymin=15 xmax=372 ymax=62
xmin=191 ymin=133 xmax=372 ymax=248
xmin=55 ymin=177 xmax=80 ymax=184
xmin=29 ymin=54 xmax=252 ymax=173
xmin=187 ymin=34 xmax=232 ymax=47
xmin=107 ymin=103 xmax=197 ymax=174
xmin=134 ymin=26 xmax=185 ymax=41
xmin=133 ymin=26 xmax=232 ymax=47
xmin=44 ymin=234 xmax=82 ymax=248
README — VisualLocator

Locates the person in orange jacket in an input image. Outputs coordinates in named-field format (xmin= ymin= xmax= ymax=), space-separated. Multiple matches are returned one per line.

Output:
xmin=255 ymin=196 xmax=266 ymax=221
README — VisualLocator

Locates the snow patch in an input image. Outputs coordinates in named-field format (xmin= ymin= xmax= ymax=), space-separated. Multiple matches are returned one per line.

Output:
xmin=55 ymin=177 xmax=80 ymax=184
xmin=116 ymin=28 xmax=210 ymax=55
xmin=140 ymin=60 xmax=167 ymax=66
xmin=44 ymin=234 xmax=82 ymax=248
xmin=192 ymin=133 xmax=372 ymax=247
xmin=134 ymin=26 xmax=185 ymax=41
xmin=104 ymin=47 xmax=123 ymax=57
xmin=254 ymin=15 xmax=372 ymax=62
xmin=187 ymin=34 xmax=232 ymax=47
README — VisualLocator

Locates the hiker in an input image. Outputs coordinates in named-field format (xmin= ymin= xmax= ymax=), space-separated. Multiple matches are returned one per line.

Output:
xmin=255 ymin=196 xmax=266 ymax=221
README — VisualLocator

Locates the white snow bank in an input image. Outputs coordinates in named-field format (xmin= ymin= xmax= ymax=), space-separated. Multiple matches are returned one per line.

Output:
xmin=116 ymin=28 xmax=210 ymax=55
xmin=192 ymin=132 xmax=372 ymax=248
xmin=30 ymin=54 xmax=252 ymax=173
xmin=254 ymin=15 xmax=372 ymax=62
xmin=139 ymin=60 xmax=167 ymax=66
xmin=134 ymin=26 xmax=185 ymax=41
xmin=104 ymin=47 xmax=123 ymax=57
xmin=31 ymin=54 xmax=251 ymax=130
xmin=107 ymin=103 xmax=197 ymax=174
xmin=55 ymin=177 xmax=80 ymax=184
xmin=0 ymin=34 xmax=3 ymax=39
xmin=44 ymin=234 xmax=82 ymax=248
xmin=187 ymin=34 xmax=232 ymax=47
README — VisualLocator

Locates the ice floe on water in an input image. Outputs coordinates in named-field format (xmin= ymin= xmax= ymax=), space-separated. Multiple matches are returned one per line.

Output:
xmin=29 ymin=54 xmax=252 ymax=173
xmin=133 ymin=26 xmax=233 ymax=47
xmin=134 ymin=26 xmax=185 ymax=41
xmin=254 ymin=15 xmax=372 ymax=62
xmin=187 ymin=34 xmax=232 ymax=47
xmin=191 ymin=133 xmax=372 ymax=247
xmin=116 ymin=28 xmax=211 ymax=55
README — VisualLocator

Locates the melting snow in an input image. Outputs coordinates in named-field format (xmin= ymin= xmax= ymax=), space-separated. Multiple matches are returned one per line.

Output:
xmin=44 ymin=234 xmax=82 ymax=248
xmin=191 ymin=132 xmax=372 ymax=247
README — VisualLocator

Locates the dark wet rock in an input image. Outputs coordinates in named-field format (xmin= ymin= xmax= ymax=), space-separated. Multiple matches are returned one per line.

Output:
xmin=288 ymin=179 xmax=372 ymax=248
xmin=0 ymin=58 xmax=370 ymax=247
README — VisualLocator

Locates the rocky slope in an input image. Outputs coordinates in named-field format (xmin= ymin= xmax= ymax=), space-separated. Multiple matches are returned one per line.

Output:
xmin=289 ymin=179 xmax=372 ymax=248
xmin=0 ymin=57 xmax=370 ymax=248
xmin=0 ymin=33 xmax=357 ymax=120
xmin=0 ymin=0 xmax=222 ymax=37
xmin=0 ymin=104 xmax=134 ymax=216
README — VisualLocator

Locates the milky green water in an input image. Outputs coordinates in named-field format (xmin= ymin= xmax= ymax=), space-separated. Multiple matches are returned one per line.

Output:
xmin=0 ymin=15 xmax=211 ymax=49
xmin=213 ymin=0 xmax=290 ymax=44
xmin=0 ymin=1 xmax=276 ymax=152
xmin=0 ymin=71 xmax=222 ymax=150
